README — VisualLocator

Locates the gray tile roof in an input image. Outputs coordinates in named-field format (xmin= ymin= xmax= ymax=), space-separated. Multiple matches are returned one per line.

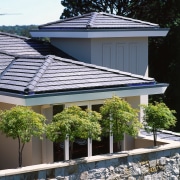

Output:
xmin=39 ymin=12 xmax=159 ymax=30
xmin=0 ymin=32 xmax=73 ymax=58
xmin=0 ymin=54 xmax=155 ymax=95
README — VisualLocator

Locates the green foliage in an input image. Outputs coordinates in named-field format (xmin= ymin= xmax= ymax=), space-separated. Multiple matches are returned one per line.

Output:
xmin=0 ymin=25 xmax=38 ymax=37
xmin=46 ymin=106 xmax=101 ymax=143
xmin=0 ymin=106 xmax=46 ymax=142
xmin=0 ymin=106 xmax=46 ymax=167
xmin=100 ymin=96 xmax=142 ymax=142
xmin=60 ymin=0 xmax=131 ymax=19
xmin=141 ymin=102 xmax=176 ymax=133
xmin=141 ymin=101 xmax=176 ymax=146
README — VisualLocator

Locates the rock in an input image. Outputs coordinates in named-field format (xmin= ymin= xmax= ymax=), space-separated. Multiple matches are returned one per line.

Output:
xmin=159 ymin=157 xmax=166 ymax=165
xmin=80 ymin=171 xmax=88 ymax=180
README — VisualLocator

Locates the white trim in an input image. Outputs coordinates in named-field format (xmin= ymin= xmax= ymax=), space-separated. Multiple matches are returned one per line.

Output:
xmin=88 ymin=138 xmax=92 ymax=157
xmin=0 ymin=86 xmax=167 ymax=106
xmin=0 ymin=95 xmax=26 ymax=106
xmin=64 ymin=136 xmax=69 ymax=160
xmin=30 ymin=30 xmax=169 ymax=38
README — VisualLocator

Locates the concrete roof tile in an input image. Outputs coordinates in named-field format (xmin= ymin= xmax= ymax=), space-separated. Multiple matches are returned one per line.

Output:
xmin=39 ymin=12 xmax=159 ymax=30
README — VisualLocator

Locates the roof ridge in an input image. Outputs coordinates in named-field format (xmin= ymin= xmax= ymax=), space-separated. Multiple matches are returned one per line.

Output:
xmin=0 ymin=56 xmax=16 ymax=80
xmin=86 ymin=12 xmax=98 ymax=28
xmin=54 ymin=56 xmax=154 ymax=81
xmin=101 ymin=12 xmax=159 ymax=27
xmin=24 ymin=55 xmax=53 ymax=94
xmin=39 ymin=13 xmax=92 ymax=28
xmin=0 ymin=31 xmax=29 ymax=40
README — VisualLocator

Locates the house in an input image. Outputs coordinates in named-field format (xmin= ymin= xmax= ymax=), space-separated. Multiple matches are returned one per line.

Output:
xmin=0 ymin=12 xmax=169 ymax=169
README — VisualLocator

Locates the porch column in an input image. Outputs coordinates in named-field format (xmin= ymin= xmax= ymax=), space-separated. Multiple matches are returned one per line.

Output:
xmin=64 ymin=135 xmax=69 ymax=160
xmin=109 ymin=114 xmax=113 ymax=153
xmin=88 ymin=138 xmax=92 ymax=157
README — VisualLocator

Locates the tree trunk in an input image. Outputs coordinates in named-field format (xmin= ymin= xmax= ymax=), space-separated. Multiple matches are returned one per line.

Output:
xmin=117 ymin=141 xmax=121 ymax=151
xmin=70 ymin=141 xmax=74 ymax=159
xmin=18 ymin=137 xmax=25 ymax=167
xmin=153 ymin=128 xmax=157 ymax=146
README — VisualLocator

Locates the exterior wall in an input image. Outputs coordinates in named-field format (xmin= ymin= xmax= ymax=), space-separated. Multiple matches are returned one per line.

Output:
xmin=51 ymin=37 xmax=148 ymax=77
xmin=51 ymin=38 xmax=92 ymax=63
xmin=91 ymin=37 xmax=148 ymax=76
xmin=124 ymin=96 xmax=148 ymax=151
xmin=135 ymin=137 xmax=167 ymax=149
xmin=0 ymin=104 xmax=53 ymax=170
xmin=0 ymin=134 xmax=32 ymax=170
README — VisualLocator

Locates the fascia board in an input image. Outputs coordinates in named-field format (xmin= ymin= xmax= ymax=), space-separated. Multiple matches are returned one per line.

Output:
xmin=0 ymin=84 xmax=168 ymax=106
xmin=0 ymin=95 xmax=26 ymax=106
xmin=30 ymin=29 xmax=169 ymax=38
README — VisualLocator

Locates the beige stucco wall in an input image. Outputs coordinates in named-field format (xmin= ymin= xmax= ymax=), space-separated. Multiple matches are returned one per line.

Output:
xmin=0 ymin=104 xmax=49 ymax=170
xmin=135 ymin=137 xmax=167 ymax=149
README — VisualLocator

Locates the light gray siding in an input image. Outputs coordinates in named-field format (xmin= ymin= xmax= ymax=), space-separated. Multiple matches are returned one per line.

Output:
xmin=50 ymin=37 xmax=148 ymax=76
xmin=91 ymin=37 xmax=148 ymax=76
xmin=51 ymin=38 xmax=91 ymax=63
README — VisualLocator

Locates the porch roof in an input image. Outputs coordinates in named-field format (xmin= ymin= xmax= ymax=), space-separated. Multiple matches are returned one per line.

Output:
xmin=0 ymin=51 xmax=168 ymax=106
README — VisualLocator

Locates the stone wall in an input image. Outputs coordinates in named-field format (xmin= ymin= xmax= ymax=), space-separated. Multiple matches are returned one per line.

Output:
xmin=1 ymin=143 xmax=180 ymax=180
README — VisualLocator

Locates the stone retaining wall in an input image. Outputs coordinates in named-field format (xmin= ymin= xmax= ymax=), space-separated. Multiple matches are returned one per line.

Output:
xmin=1 ymin=143 xmax=180 ymax=180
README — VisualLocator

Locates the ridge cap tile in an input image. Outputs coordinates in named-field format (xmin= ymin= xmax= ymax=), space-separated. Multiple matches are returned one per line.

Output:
xmin=25 ymin=56 xmax=52 ymax=94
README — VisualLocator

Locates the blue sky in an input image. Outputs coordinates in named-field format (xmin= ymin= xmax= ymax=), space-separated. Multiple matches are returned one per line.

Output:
xmin=0 ymin=0 xmax=64 ymax=26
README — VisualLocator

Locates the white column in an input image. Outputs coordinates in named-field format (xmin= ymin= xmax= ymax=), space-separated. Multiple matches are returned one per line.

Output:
xmin=64 ymin=135 xmax=69 ymax=160
xmin=109 ymin=114 xmax=113 ymax=153
xmin=88 ymin=138 xmax=92 ymax=157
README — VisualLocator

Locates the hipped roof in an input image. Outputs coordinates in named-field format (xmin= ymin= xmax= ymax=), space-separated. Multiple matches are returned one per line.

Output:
xmin=0 ymin=52 xmax=155 ymax=95
xmin=39 ymin=12 xmax=159 ymax=30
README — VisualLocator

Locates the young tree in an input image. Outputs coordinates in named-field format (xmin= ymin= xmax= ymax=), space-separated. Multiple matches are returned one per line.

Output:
xmin=100 ymin=96 xmax=142 ymax=151
xmin=141 ymin=102 xmax=177 ymax=146
xmin=46 ymin=105 xmax=101 ymax=159
xmin=0 ymin=106 xmax=46 ymax=167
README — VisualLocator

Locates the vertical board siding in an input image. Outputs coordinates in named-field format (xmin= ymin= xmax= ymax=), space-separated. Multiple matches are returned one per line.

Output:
xmin=102 ymin=43 xmax=112 ymax=68
xmin=129 ymin=43 xmax=138 ymax=74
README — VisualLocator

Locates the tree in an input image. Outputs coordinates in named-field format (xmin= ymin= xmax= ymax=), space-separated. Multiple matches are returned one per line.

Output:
xmin=100 ymin=96 xmax=142 ymax=151
xmin=0 ymin=106 xmax=46 ymax=167
xmin=141 ymin=102 xmax=176 ymax=146
xmin=60 ymin=0 xmax=132 ymax=19
xmin=46 ymin=105 xmax=101 ymax=159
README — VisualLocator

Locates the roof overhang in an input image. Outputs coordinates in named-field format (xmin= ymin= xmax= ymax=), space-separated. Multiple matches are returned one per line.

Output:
xmin=0 ymin=83 xmax=168 ymax=106
xmin=30 ymin=28 xmax=169 ymax=38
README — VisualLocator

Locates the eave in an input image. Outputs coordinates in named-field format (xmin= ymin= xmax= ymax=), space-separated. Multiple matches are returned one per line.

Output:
xmin=0 ymin=83 xmax=168 ymax=106
xmin=30 ymin=28 xmax=169 ymax=38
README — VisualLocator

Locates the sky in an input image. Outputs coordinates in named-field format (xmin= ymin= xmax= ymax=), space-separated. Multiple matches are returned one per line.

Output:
xmin=0 ymin=0 xmax=64 ymax=26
